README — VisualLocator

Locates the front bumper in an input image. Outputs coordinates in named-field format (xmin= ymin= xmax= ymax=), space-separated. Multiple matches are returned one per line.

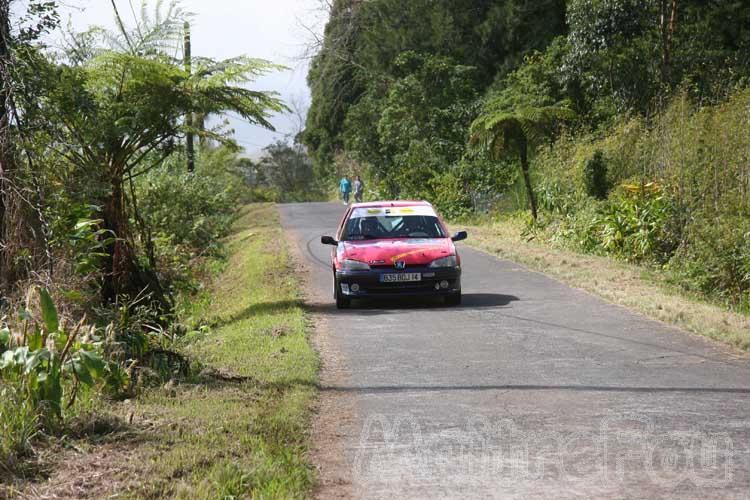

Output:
xmin=336 ymin=266 xmax=461 ymax=297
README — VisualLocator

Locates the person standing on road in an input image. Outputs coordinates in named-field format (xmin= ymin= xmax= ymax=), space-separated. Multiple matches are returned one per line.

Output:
xmin=353 ymin=175 xmax=364 ymax=203
xmin=339 ymin=176 xmax=352 ymax=204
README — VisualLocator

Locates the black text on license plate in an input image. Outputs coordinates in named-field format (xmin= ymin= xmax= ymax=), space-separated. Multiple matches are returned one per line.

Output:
xmin=381 ymin=273 xmax=421 ymax=283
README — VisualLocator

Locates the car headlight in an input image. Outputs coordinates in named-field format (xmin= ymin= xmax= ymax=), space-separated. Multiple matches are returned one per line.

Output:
xmin=341 ymin=259 xmax=371 ymax=271
xmin=428 ymin=255 xmax=458 ymax=268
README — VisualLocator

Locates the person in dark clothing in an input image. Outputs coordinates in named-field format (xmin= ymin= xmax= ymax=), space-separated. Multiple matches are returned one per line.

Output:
xmin=353 ymin=175 xmax=364 ymax=203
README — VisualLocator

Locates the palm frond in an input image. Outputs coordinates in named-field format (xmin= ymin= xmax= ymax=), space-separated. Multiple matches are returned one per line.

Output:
xmin=190 ymin=57 xmax=288 ymax=88
xmin=104 ymin=0 xmax=190 ymax=59
xmin=469 ymin=101 xmax=575 ymax=159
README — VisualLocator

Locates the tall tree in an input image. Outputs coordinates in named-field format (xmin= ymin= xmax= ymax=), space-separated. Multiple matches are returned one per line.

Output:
xmin=0 ymin=0 xmax=11 ymax=287
xmin=0 ymin=0 xmax=59 ymax=290
xmin=343 ymin=51 xmax=479 ymax=201
xmin=304 ymin=0 xmax=567 ymax=180
xmin=659 ymin=0 xmax=679 ymax=87
xmin=45 ymin=3 xmax=285 ymax=303
xmin=183 ymin=21 xmax=194 ymax=173
xmin=256 ymin=140 xmax=315 ymax=199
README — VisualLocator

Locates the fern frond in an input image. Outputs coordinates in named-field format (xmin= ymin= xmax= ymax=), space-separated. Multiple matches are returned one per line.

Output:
xmin=469 ymin=102 xmax=576 ymax=160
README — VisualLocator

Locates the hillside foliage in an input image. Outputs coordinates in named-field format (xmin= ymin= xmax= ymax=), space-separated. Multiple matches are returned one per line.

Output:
xmin=305 ymin=0 xmax=750 ymax=308
xmin=0 ymin=0 xmax=286 ymax=476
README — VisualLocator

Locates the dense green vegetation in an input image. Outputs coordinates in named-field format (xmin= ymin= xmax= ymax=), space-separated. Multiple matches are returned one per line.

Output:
xmin=305 ymin=0 xmax=750 ymax=309
xmin=0 ymin=0 xmax=301 ymax=485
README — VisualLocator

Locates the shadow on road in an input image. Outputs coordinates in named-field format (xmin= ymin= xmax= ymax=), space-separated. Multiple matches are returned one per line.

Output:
xmin=210 ymin=293 xmax=520 ymax=327
xmin=327 ymin=293 xmax=520 ymax=315
xmin=318 ymin=384 xmax=750 ymax=395
xmin=184 ymin=369 xmax=750 ymax=396
xmin=461 ymin=293 xmax=519 ymax=308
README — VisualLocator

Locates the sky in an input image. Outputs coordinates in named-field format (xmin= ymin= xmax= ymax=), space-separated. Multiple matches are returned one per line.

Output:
xmin=53 ymin=0 xmax=326 ymax=156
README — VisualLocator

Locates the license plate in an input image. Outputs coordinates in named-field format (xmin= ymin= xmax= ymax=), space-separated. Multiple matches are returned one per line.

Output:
xmin=380 ymin=273 xmax=421 ymax=283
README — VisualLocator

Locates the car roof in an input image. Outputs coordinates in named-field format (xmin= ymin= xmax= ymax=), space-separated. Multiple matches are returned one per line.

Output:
xmin=350 ymin=200 xmax=432 ymax=209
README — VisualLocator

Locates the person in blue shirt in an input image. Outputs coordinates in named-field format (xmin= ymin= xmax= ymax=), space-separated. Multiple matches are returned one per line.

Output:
xmin=339 ymin=176 xmax=352 ymax=204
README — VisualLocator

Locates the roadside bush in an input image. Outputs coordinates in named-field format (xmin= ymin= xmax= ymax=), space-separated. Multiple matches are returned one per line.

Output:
xmin=536 ymin=179 xmax=580 ymax=215
xmin=95 ymin=292 xmax=191 ymax=387
xmin=551 ymin=200 xmax=604 ymax=252
xmin=669 ymin=216 xmax=750 ymax=308
xmin=0 ymin=289 xmax=121 ymax=423
xmin=47 ymin=204 xmax=114 ymax=276
xmin=456 ymin=154 xmax=518 ymax=213
xmin=0 ymin=288 xmax=129 ymax=473
xmin=583 ymin=150 xmax=609 ymax=200
xmin=597 ymin=186 xmax=678 ymax=263
xmin=553 ymin=183 xmax=681 ymax=264
xmin=428 ymin=170 xmax=473 ymax=219
xmin=530 ymin=88 xmax=750 ymax=305
xmin=138 ymin=168 xmax=240 ymax=255
xmin=641 ymin=89 xmax=750 ymax=217
xmin=0 ymin=286 xmax=187 ymax=474
xmin=246 ymin=186 xmax=282 ymax=203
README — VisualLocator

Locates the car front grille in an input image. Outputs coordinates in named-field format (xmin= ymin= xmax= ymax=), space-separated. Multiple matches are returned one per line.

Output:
xmin=362 ymin=279 xmax=456 ymax=295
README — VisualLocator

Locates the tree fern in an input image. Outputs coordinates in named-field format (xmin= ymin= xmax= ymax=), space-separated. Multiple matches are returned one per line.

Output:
xmin=469 ymin=102 xmax=575 ymax=219
xmin=44 ymin=1 xmax=287 ymax=301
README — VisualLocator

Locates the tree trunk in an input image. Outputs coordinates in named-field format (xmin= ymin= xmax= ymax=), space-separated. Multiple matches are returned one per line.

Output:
xmin=101 ymin=175 xmax=139 ymax=302
xmin=0 ymin=1 xmax=49 ymax=292
xmin=0 ymin=0 xmax=12 ymax=290
xmin=659 ymin=0 xmax=678 ymax=89
xmin=184 ymin=22 xmax=195 ymax=173
xmin=101 ymin=171 xmax=172 ymax=314
xmin=518 ymin=136 xmax=538 ymax=220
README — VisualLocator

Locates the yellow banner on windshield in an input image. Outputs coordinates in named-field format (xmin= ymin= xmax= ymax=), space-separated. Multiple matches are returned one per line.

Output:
xmin=351 ymin=206 xmax=436 ymax=218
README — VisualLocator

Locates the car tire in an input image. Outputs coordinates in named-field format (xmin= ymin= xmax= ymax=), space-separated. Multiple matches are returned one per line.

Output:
xmin=445 ymin=292 xmax=462 ymax=306
xmin=334 ymin=276 xmax=350 ymax=309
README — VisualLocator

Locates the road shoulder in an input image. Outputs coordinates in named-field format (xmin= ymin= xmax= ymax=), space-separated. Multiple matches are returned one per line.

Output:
xmin=281 ymin=219 xmax=357 ymax=499
xmin=460 ymin=219 xmax=750 ymax=354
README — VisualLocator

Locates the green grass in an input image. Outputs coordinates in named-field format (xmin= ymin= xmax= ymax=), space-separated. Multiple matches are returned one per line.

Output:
xmin=0 ymin=378 xmax=39 ymax=476
xmin=124 ymin=203 xmax=319 ymax=498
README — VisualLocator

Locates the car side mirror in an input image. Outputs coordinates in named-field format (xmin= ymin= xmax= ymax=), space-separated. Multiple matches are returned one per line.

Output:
xmin=321 ymin=235 xmax=338 ymax=246
xmin=451 ymin=231 xmax=467 ymax=242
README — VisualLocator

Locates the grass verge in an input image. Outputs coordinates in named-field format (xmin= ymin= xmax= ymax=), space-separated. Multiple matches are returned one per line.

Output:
xmin=122 ymin=203 xmax=318 ymax=498
xmin=459 ymin=215 xmax=750 ymax=352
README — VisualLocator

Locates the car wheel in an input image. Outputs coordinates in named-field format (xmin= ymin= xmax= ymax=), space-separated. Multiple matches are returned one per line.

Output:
xmin=445 ymin=292 xmax=462 ymax=306
xmin=334 ymin=276 xmax=350 ymax=309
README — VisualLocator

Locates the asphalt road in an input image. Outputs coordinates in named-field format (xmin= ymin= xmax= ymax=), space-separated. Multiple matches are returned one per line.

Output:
xmin=278 ymin=202 xmax=750 ymax=500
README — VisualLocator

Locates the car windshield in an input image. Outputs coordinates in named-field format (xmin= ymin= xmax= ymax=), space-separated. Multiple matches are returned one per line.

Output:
xmin=342 ymin=214 xmax=446 ymax=241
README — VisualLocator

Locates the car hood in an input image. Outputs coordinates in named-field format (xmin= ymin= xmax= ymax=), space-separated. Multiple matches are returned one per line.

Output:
xmin=339 ymin=238 xmax=454 ymax=266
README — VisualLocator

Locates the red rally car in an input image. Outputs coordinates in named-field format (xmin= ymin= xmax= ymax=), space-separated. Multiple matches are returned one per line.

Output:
xmin=321 ymin=201 xmax=467 ymax=309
